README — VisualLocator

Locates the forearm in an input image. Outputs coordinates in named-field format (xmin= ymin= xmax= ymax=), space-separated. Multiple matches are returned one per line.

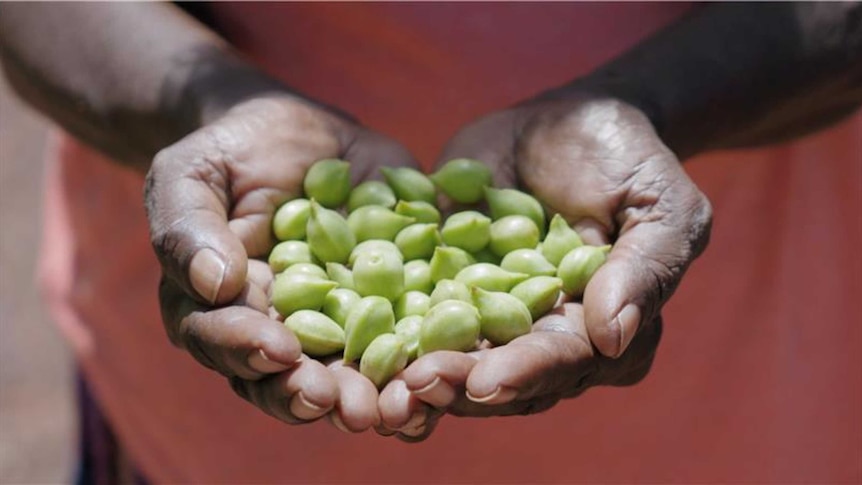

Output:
xmin=570 ymin=2 xmax=862 ymax=159
xmin=0 ymin=3 xmax=283 ymax=169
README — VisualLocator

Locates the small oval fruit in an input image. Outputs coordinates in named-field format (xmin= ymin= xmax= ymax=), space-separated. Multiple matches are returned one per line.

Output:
xmin=325 ymin=262 xmax=355 ymax=290
xmin=472 ymin=287 xmax=532 ymax=345
xmin=500 ymin=249 xmax=557 ymax=277
xmin=303 ymin=159 xmax=351 ymax=208
xmin=322 ymin=288 xmax=361 ymax=328
xmin=418 ymin=300 xmax=481 ymax=356
xmin=395 ymin=315 xmax=423 ymax=361
xmin=541 ymin=214 xmax=584 ymax=266
xmin=271 ymin=273 xmax=338 ymax=317
xmin=353 ymin=251 xmax=405 ymax=302
xmin=557 ymin=245 xmax=611 ymax=297
xmin=347 ymin=205 xmax=415 ymax=242
xmin=440 ymin=211 xmax=491 ymax=253
xmin=381 ymin=166 xmax=436 ymax=204
xmin=429 ymin=246 xmax=475 ymax=283
xmin=395 ymin=223 xmax=441 ymax=261
xmin=347 ymin=180 xmax=397 ymax=212
xmin=268 ymin=240 xmax=315 ymax=273
xmin=284 ymin=310 xmax=345 ymax=357
xmin=394 ymin=200 xmax=441 ymax=224
xmin=403 ymin=260 xmax=433 ymax=294
xmin=454 ymin=263 xmax=529 ymax=292
xmin=428 ymin=279 xmax=472 ymax=307
xmin=430 ymin=158 xmax=493 ymax=204
xmin=280 ymin=262 xmax=328 ymax=280
xmin=489 ymin=215 xmax=540 ymax=257
xmin=272 ymin=198 xmax=311 ymax=241
xmin=484 ymin=187 xmax=546 ymax=235
xmin=360 ymin=333 xmax=408 ymax=388
xmin=510 ymin=276 xmax=563 ymax=320
xmin=344 ymin=296 xmax=396 ymax=362
xmin=306 ymin=201 xmax=356 ymax=264
xmin=394 ymin=290 xmax=431 ymax=321
xmin=349 ymin=240 xmax=403 ymax=266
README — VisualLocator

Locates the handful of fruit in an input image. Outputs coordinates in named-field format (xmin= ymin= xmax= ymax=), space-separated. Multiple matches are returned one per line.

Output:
xmin=269 ymin=159 xmax=610 ymax=388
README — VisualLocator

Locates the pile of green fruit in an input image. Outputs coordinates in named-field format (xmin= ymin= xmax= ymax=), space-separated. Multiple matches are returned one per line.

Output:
xmin=268 ymin=158 xmax=610 ymax=388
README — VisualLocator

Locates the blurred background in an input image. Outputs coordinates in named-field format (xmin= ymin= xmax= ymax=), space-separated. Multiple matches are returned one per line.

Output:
xmin=0 ymin=75 xmax=76 ymax=482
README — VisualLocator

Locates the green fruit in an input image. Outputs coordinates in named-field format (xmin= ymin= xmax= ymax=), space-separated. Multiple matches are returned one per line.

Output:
xmin=454 ymin=263 xmax=529 ymax=292
xmin=272 ymin=198 xmax=311 ymax=241
xmin=353 ymin=250 xmax=405 ymax=302
xmin=344 ymin=296 xmax=396 ymax=362
xmin=500 ymin=249 xmax=557 ymax=277
xmin=484 ymin=187 xmax=546 ymax=235
xmin=303 ymin=159 xmax=351 ymax=208
xmin=510 ymin=276 xmax=563 ymax=320
xmin=381 ymin=166 xmax=436 ymax=204
xmin=418 ymin=300 xmax=481 ymax=356
xmin=271 ymin=273 xmax=338 ymax=317
xmin=360 ymin=333 xmax=408 ymax=388
xmin=395 ymin=315 xmax=423 ymax=361
xmin=268 ymin=240 xmax=315 ymax=273
xmin=557 ymin=245 xmax=611 ymax=297
xmin=280 ymin=262 xmax=328 ymax=280
xmin=429 ymin=246 xmax=475 ymax=283
xmin=394 ymin=200 xmax=441 ymax=224
xmin=306 ymin=201 xmax=356 ymax=264
xmin=440 ymin=211 xmax=491 ymax=253
xmin=472 ymin=287 xmax=532 ymax=345
xmin=394 ymin=290 xmax=431 ymax=320
xmin=395 ymin=223 xmax=441 ymax=261
xmin=403 ymin=260 xmax=433 ymax=294
xmin=325 ymin=262 xmax=355 ymax=290
xmin=347 ymin=205 xmax=415 ymax=242
xmin=349 ymin=240 xmax=403 ymax=266
xmin=322 ymin=288 xmax=361 ymax=328
xmin=430 ymin=158 xmax=493 ymax=204
xmin=488 ymin=215 xmax=540 ymax=257
xmin=284 ymin=310 xmax=345 ymax=357
xmin=347 ymin=181 xmax=397 ymax=212
xmin=428 ymin=279 xmax=472 ymax=307
xmin=541 ymin=214 xmax=584 ymax=266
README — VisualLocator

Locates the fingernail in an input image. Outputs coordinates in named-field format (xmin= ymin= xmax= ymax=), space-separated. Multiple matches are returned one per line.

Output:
xmin=189 ymin=248 xmax=226 ymax=304
xmin=290 ymin=392 xmax=330 ymax=420
xmin=329 ymin=413 xmax=352 ymax=434
xmin=397 ymin=410 xmax=426 ymax=431
xmin=399 ymin=423 xmax=427 ymax=438
xmin=613 ymin=304 xmax=641 ymax=358
xmin=466 ymin=386 xmax=518 ymax=405
xmin=247 ymin=349 xmax=290 ymax=374
xmin=411 ymin=377 xmax=456 ymax=407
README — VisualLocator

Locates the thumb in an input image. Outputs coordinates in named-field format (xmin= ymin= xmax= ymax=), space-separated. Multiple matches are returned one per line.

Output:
xmin=145 ymin=141 xmax=248 ymax=305
xmin=583 ymin=178 xmax=712 ymax=358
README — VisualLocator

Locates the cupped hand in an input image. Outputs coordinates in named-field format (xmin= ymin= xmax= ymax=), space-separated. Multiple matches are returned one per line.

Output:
xmin=146 ymin=95 xmax=416 ymax=432
xmin=379 ymin=93 xmax=712 ymax=440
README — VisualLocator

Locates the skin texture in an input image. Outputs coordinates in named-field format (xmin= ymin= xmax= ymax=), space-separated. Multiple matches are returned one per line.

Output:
xmin=1 ymin=2 xmax=859 ymax=441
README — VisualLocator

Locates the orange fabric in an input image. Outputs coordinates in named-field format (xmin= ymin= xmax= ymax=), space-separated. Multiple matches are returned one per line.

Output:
xmin=40 ymin=3 xmax=862 ymax=483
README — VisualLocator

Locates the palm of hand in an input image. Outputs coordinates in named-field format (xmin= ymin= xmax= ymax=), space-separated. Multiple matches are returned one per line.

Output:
xmin=378 ymin=96 xmax=711 ymax=440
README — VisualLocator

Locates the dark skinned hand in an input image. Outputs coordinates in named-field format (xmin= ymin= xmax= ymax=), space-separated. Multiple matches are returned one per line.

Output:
xmin=146 ymin=95 xmax=417 ymax=433
xmin=377 ymin=93 xmax=713 ymax=441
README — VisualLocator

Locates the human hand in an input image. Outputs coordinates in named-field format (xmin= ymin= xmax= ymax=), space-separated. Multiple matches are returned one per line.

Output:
xmin=378 ymin=93 xmax=712 ymax=440
xmin=147 ymin=94 xmax=417 ymax=432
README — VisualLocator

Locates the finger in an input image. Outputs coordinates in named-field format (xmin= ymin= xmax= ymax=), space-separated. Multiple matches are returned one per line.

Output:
xmin=378 ymin=378 xmax=432 ymax=432
xmin=584 ymin=175 xmax=712 ymax=358
xmin=395 ymin=408 xmax=445 ymax=443
xmin=464 ymin=304 xmax=596 ymax=405
xmin=146 ymin=137 xmax=249 ymax=305
xmin=233 ymin=357 xmax=339 ymax=424
xmin=159 ymin=276 xmax=301 ymax=379
xmin=327 ymin=360 xmax=380 ymax=433
xmin=399 ymin=351 xmax=480 ymax=408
